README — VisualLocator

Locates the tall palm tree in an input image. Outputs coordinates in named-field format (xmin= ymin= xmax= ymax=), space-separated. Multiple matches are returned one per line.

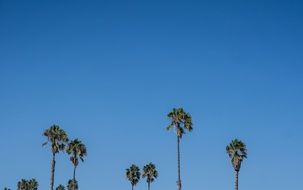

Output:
xmin=56 ymin=185 xmax=66 ymax=190
xmin=66 ymin=138 xmax=87 ymax=190
xmin=43 ymin=125 xmax=69 ymax=190
xmin=142 ymin=163 xmax=158 ymax=190
xmin=226 ymin=139 xmax=247 ymax=190
xmin=126 ymin=164 xmax=141 ymax=190
xmin=167 ymin=108 xmax=193 ymax=190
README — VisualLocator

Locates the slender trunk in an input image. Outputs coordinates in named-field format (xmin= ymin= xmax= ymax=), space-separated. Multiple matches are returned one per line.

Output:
xmin=50 ymin=153 xmax=56 ymax=190
xmin=177 ymin=136 xmax=181 ymax=190
xmin=148 ymin=182 xmax=150 ymax=190
xmin=235 ymin=170 xmax=239 ymax=190
xmin=73 ymin=165 xmax=77 ymax=190
xmin=132 ymin=185 xmax=134 ymax=190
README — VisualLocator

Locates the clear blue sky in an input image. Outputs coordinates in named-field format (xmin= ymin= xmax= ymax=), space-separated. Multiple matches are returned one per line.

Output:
xmin=0 ymin=0 xmax=303 ymax=189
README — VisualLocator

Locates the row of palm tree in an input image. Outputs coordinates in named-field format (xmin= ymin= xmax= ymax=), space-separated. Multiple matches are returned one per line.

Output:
xmin=8 ymin=178 xmax=79 ymax=190
xmin=3 ymin=107 xmax=246 ymax=190
xmin=42 ymin=125 xmax=87 ymax=190
xmin=167 ymin=108 xmax=247 ymax=190
xmin=126 ymin=163 xmax=158 ymax=190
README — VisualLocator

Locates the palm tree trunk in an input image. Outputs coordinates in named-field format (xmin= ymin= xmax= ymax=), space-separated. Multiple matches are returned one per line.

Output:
xmin=73 ymin=165 xmax=77 ymax=190
xmin=148 ymin=182 xmax=150 ymax=190
xmin=177 ymin=136 xmax=181 ymax=190
xmin=132 ymin=185 xmax=134 ymax=190
xmin=50 ymin=152 xmax=56 ymax=190
xmin=235 ymin=170 xmax=239 ymax=190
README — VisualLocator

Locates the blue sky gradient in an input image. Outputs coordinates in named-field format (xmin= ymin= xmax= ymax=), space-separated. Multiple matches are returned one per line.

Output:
xmin=0 ymin=0 xmax=303 ymax=189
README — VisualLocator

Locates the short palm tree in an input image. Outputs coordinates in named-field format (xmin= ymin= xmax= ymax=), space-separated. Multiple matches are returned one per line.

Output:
xmin=167 ymin=108 xmax=193 ymax=190
xmin=66 ymin=138 xmax=87 ymax=189
xmin=142 ymin=163 xmax=158 ymax=190
xmin=126 ymin=164 xmax=141 ymax=190
xmin=56 ymin=185 xmax=66 ymax=190
xmin=17 ymin=179 xmax=28 ymax=190
xmin=226 ymin=139 xmax=247 ymax=190
xmin=67 ymin=179 xmax=78 ymax=190
xmin=28 ymin=179 xmax=38 ymax=190
xmin=43 ymin=125 xmax=69 ymax=190
xmin=17 ymin=178 xmax=38 ymax=190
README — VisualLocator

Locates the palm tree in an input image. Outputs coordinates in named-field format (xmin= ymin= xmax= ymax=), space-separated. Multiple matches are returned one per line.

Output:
xmin=27 ymin=179 xmax=38 ymax=190
xmin=56 ymin=185 xmax=66 ymax=190
xmin=66 ymin=138 xmax=87 ymax=190
xmin=17 ymin=178 xmax=38 ymax=190
xmin=226 ymin=139 xmax=247 ymax=190
xmin=167 ymin=108 xmax=193 ymax=190
xmin=126 ymin=164 xmax=141 ymax=190
xmin=43 ymin=125 xmax=69 ymax=190
xmin=17 ymin=179 xmax=26 ymax=190
xmin=142 ymin=163 xmax=158 ymax=190
xmin=4 ymin=188 xmax=11 ymax=190
xmin=67 ymin=179 xmax=78 ymax=190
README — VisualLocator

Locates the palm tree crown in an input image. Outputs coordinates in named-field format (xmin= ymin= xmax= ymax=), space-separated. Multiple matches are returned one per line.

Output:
xmin=126 ymin=164 xmax=141 ymax=188
xmin=226 ymin=139 xmax=247 ymax=171
xmin=66 ymin=139 xmax=87 ymax=167
xmin=56 ymin=185 xmax=66 ymax=190
xmin=67 ymin=179 xmax=78 ymax=190
xmin=43 ymin=125 xmax=69 ymax=153
xmin=167 ymin=108 xmax=193 ymax=138
xmin=17 ymin=179 xmax=28 ymax=190
xmin=17 ymin=179 xmax=38 ymax=190
xmin=142 ymin=162 xmax=158 ymax=184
